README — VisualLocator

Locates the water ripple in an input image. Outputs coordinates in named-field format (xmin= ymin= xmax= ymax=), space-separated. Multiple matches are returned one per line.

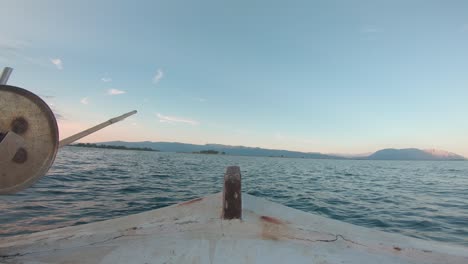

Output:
xmin=0 ymin=147 xmax=467 ymax=246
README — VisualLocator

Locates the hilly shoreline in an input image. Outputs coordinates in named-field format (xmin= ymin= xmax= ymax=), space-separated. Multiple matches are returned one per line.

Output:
xmin=94 ymin=141 xmax=466 ymax=161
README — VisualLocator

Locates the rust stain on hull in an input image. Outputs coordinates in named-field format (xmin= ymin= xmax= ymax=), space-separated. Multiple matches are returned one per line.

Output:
xmin=260 ymin=215 xmax=284 ymax=225
xmin=260 ymin=215 xmax=286 ymax=241
xmin=178 ymin=197 xmax=203 ymax=206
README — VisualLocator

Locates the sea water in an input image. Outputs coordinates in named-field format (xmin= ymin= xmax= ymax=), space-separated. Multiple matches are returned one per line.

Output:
xmin=1 ymin=147 xmax=467 ymax=246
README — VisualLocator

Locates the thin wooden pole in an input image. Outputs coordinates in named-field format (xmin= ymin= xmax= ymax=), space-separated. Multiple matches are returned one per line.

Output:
xmin=0 ymin=67 xmax=13 ymax=85
xmin=58 ymin=110 xmax=137 ymax=148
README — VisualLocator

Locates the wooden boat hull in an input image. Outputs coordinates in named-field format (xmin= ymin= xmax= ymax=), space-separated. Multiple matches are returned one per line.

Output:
xmin=1 ymin=193 xmax=467 ymax=263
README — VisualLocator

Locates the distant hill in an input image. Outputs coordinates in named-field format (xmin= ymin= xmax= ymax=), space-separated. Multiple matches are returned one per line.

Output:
xmin=98 ymin=141 xmax=341 ymax=159
xmin=95 ymin=141 xmax=466 ymax=161
xmin=366 ymin=148 xmax=466 ymax=161
xmin=70 ymin=143 xmax=158 ymax=152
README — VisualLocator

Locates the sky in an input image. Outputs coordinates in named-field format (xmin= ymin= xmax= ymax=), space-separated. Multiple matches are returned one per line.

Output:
xmin=1 ymin=0 xmax=468 ymax=156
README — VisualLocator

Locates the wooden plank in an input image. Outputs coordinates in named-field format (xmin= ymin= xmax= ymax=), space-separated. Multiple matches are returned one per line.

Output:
xmin=222 ymin=166 xmax=242 ymax=219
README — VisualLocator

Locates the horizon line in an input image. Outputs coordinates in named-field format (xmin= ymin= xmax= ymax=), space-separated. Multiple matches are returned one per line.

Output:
xmin=81 ymin=139 xmax=467 ymax=159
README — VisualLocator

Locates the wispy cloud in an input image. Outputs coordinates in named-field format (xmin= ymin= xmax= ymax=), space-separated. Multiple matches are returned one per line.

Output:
xmin=0 ymin=38 xmax=29 ymax=52
xmin=101 ymin=77 xmax=112 ymax=82
xmin=0 ymin=37 xmax=49 ymax=66
xmin=156 ymin=113 xmax=199 ymax=125
xmin=80 ymin=97 xmax=89 ymax=105
xmin=50 ymin=58 xmax=63 ymax=70
xmin=54 ymin=112 xmax=65 ymax=120
xmin=107 ymin=88 xmax=126 ymax=95
xmin=360 ymin=25 xmax=382 ymax=34
xmin=194 ymin=97 xmax=206 ymax=102
xmin=45 ymin=102 xmax=65 ymax=120
xmin=153 ymin=69 xmax=164 ymax=84
xmin=39 ymin=94 xmax=55 ymax=99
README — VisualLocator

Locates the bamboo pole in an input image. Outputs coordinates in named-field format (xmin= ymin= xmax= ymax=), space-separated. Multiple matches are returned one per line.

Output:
xmin=0 ymin=67 xmax=13 ymax=85
xmin=58 ymin=110 xmax=137 ymax=148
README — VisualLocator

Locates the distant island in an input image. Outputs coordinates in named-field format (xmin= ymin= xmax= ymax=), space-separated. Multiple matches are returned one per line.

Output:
xmin=98 ymin=141 xmax=340 ymax=159
xmin=71 ymin=143 xmax=158 ymax=152
xmin=95 ymin=141 xmax=466 ymax=161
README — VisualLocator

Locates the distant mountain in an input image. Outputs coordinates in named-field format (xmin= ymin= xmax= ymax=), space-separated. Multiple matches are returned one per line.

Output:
xmin=98 ymin=141 xmax=341 ymax=159
xmin=95 ymin=141 xmax=466 ymax=161
xmin=423 ymin=149 xmax=465 ymax=159
xmin=366 ymin=148 xmax=466 ymax=161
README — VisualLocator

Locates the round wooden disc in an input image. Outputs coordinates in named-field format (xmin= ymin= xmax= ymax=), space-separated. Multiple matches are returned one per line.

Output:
xmin=0 ymin=85 xmax=59 ymax=194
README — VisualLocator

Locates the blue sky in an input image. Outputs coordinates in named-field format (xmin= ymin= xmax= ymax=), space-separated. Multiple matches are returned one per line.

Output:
xmin=1 ymin=0 xmax=468 ymax=156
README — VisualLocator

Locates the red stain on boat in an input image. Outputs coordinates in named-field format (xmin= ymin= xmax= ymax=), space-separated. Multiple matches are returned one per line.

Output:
xmin=178 ymin=197 xmax=203 ymax=206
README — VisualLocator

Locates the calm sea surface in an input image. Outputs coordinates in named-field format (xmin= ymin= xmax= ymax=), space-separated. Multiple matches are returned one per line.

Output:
xmin=1 ymin=147 xmax=467 ymax=246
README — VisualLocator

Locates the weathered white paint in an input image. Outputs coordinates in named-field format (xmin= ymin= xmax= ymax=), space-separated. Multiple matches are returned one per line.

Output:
xmin=1 ymin=193 xmax=467 ymax=263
